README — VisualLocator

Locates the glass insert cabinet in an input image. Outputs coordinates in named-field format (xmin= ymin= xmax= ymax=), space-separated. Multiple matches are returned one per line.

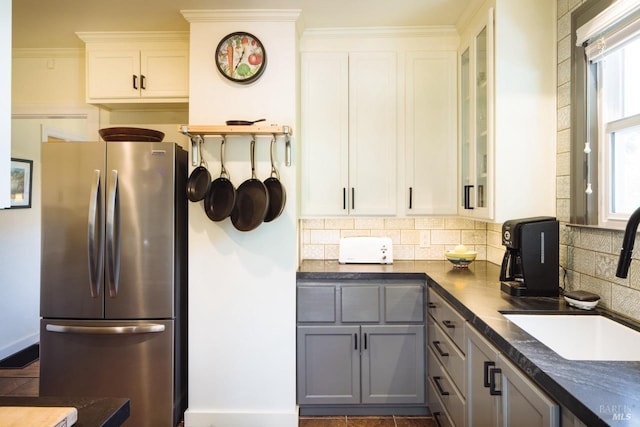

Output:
xmin=459 ymin=10 xmax=493 ymax=219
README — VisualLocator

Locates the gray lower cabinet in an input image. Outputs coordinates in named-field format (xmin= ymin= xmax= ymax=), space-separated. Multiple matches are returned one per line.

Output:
xmin=361 ymin=325 xmax=425 ymax=404
xmin=466 ymin=324 xmax=560 ymax=427
xmin=467 ymin=323 xmax=500 ymax=427
xmin=297 ymin=324 xmax=425 ymax=405
xmin=297 ymin=279 xmax=426 ymax=411
xmin=297 ymin=325 xmax=360 ymax=405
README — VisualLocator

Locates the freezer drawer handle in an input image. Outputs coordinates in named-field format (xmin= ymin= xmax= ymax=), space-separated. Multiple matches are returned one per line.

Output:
xmin=87 ymin=169 xmax=103 ymax=298
xmin=46 ymin=323 xmax=166 ymax=334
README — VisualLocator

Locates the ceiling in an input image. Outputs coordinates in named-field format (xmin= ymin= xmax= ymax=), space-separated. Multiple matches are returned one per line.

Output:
xmin=12 ymin=0 xmax=480 ymax=49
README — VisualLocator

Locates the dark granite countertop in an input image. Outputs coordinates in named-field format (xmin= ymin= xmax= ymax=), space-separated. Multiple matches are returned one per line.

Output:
xmin=298 ymin=260 xmax=640 ymax=426
xmin=0 ymin=396 xmax=130 ymax=427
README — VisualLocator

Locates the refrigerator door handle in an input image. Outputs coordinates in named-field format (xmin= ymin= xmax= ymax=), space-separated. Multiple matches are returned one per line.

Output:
xmin=106 ymin=170 xmax=121 ymax=298
xmin=46 ymin=323 xmax=166 ymax=334
xmin=87 ymin=169 xmax=103 ymax=298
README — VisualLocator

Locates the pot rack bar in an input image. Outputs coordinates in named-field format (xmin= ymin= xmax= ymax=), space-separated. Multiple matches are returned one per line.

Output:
xmin=179 ymin=124 xmax=293 ymax=167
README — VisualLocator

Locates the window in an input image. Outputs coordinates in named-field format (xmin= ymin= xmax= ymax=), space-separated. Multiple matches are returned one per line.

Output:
xmin=572 ymin=0 xmax=640 ymax=229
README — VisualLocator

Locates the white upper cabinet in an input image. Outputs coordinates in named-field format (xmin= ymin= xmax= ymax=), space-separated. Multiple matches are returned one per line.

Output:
xmin=300 ymin=28 xmax=459 ymax=218
xmin=405 ymin=51 xmax=457 ymax=215
xmin=458 ymin=1 xmax=556 ymax=223
xmin=300 ymin=52 xmax=349 ymax=216
xmin=301 ymin=51 xmax=397 ymax=216
xmin=77 ymin=32 xmax=189 ymax=105
xmin=348 ymin=52 xmax=397 ymax=216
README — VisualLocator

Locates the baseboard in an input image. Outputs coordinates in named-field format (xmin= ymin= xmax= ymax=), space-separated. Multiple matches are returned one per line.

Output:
xmin=0 ymin=333 xmax=39 ymax=361
xmin=184 ymin=409 xmax=298 ymax=427
xmin=0 ymin=343 xmax=39 ymax=369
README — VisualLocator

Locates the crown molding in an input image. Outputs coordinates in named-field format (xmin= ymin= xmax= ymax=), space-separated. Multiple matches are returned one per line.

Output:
xmin=75 ymin=31 xmax=189 ymax=44
xmin=302 ymin=25 xmax=458 ymax=40
xmin=181 ymin=9 xmax=301 ymax=23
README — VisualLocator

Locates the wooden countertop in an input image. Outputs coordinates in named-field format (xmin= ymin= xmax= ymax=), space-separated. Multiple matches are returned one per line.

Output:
xmin=0 ymin=396 xmax=129 ymax=427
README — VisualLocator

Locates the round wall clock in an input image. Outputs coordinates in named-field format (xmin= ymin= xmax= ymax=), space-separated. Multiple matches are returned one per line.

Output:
xmin=215 ymin=32 xmax=267 ymax=84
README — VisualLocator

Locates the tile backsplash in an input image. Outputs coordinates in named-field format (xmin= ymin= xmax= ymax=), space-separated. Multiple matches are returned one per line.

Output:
xmin=299 ymin=217 xmax=505 ymax=265
xmin=556 ymin=0 xmax=640 ymax=322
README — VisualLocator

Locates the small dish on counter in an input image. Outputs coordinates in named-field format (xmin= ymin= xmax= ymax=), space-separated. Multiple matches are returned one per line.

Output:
xmin=445 ymin=245 xmax=477 ymax=268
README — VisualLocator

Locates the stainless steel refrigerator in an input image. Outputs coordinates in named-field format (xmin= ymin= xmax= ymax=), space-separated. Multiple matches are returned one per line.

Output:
xmin=39 ymin=140 xmax=188 ymax=427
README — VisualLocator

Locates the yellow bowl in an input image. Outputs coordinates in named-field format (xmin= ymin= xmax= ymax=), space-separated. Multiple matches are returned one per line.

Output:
xmin=445 ymin=250 xmax=477 ymax=267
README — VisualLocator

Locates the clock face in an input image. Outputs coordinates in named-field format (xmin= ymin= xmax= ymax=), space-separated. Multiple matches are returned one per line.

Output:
xmin=215 ymin=32 xmax=267 ymax=84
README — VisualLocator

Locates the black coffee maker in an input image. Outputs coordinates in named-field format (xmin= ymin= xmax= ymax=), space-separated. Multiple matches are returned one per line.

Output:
xmin=500 ymin=217 xmax=559 ymax=297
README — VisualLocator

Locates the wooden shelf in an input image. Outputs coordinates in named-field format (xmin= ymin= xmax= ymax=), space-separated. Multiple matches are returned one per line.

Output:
xmin=179 ymin=124 xmax=293 ymax=167
xmin=179 ymin=124 xmax=292 ymax=137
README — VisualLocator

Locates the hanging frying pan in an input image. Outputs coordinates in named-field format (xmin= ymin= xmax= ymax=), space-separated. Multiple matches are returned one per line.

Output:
xmin=263 ymin=136 xmax=286 ymax=222
xmin=204 ymin=138 xmax=236 ymax=221
xmin=186 ymin=136 xmax=211 ymax=202
xmin=225 ymin=118 xmax=266 ymax=126
xmin=231 ymin=139 xmax=269 ymax=231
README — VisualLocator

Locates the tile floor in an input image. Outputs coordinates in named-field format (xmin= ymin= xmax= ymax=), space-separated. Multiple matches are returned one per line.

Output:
xmin=0 ymin=361 xmax=436 ymax=427
xmin=299 ymin=416 xmax=437 ymax=427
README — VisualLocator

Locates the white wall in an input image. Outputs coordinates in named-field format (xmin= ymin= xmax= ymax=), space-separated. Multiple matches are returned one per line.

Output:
xmin=182 ymin=10 xmax=300 ymax=427
xmin=0 ymin=0 xmax=11 ymax=208
xmin=1 ymin=48 xmax=93 ymax=360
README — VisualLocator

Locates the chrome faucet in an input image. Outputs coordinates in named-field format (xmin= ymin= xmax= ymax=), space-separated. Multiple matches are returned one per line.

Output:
xmin=616 ymin=206 xmax=640 ymax=278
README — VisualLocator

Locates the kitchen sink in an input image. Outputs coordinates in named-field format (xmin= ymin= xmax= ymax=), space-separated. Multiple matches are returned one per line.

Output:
xmin=502 ymin=313 xmax=640 ymax=361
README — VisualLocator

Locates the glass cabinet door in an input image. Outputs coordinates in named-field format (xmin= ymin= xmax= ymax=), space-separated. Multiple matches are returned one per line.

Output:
xmin=475 ymin=27 xmax=488 ymax=209
xmin=459 ymin=8 xmax=493 ymax=218
xmin=460 ymin=48 xmax=472 ymax=209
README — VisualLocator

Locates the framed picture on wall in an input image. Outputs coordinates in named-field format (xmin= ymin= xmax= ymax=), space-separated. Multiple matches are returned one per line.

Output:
xmin=10 ymin=158 xmax=33 ymax=208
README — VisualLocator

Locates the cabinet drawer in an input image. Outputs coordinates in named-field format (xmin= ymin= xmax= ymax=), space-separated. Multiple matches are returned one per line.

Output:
xmin=427 ymin=377 xmax=456 ymax=427
xmin=297 ymin=285 xmax=336 ymax=322
xmin=385 ymin=284 xmax=424 ymax=322
xmin=428 ymin=351 xmax=466 ymax=427
xmin=428 ymin=288 xmax=466 ymax=352
xmin=427 ymin=317 xmax=466 ymax=395
xmin=342 ymin=286 xmax=380 ymax=322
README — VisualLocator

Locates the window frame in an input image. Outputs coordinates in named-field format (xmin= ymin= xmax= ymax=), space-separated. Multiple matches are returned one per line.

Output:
xmin=570 ymin=0 xmax=615 ymax=226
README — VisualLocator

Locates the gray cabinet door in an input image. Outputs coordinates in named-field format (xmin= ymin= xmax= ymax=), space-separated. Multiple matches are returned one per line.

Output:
xmin=498 ymin=354 xmax=559 ymax=427
xmin=297 ymin=325 xmax=360 ymax=405
xmin=342 ymin=285 xmax=380 ymax=322
xmin=466 ymin=324 xmax=500 ymax=427
xmin=360 ymin=325 xmax=425 ymax=404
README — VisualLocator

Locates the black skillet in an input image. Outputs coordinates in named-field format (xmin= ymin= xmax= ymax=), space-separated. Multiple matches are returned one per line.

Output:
xmin=263 ymin=137 xmax=286 ymax=222
xmin=231 ymin=139 xmax=269 ymax=231
xmin=204 ymin=138 xmax=236 ymax=221
xmin=225 ymin=118 xmax=266 ymax=126
xmin=186 ymin=137 xmax=211 ymax=202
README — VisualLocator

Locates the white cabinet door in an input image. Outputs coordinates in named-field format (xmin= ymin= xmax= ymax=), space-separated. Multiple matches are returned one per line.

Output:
xmin=458 ymin=0 xmax=556 ymax=222
xmin=301 ymin=51 xmax=397 ymax=216
xmin=87 ymin=50 xmax=141 ymax=100
xmin=405 ymin=51 xmax=457 ymax=215
xmin=140 ymin=50 xmax=189 ymax=99
xmin=85 ymin=47 xmax=189 ymax=103
xmin=300 ymin=52 xmax=349 ymax=216
xmin=348 ymin=52 xmax=397 ymax=216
